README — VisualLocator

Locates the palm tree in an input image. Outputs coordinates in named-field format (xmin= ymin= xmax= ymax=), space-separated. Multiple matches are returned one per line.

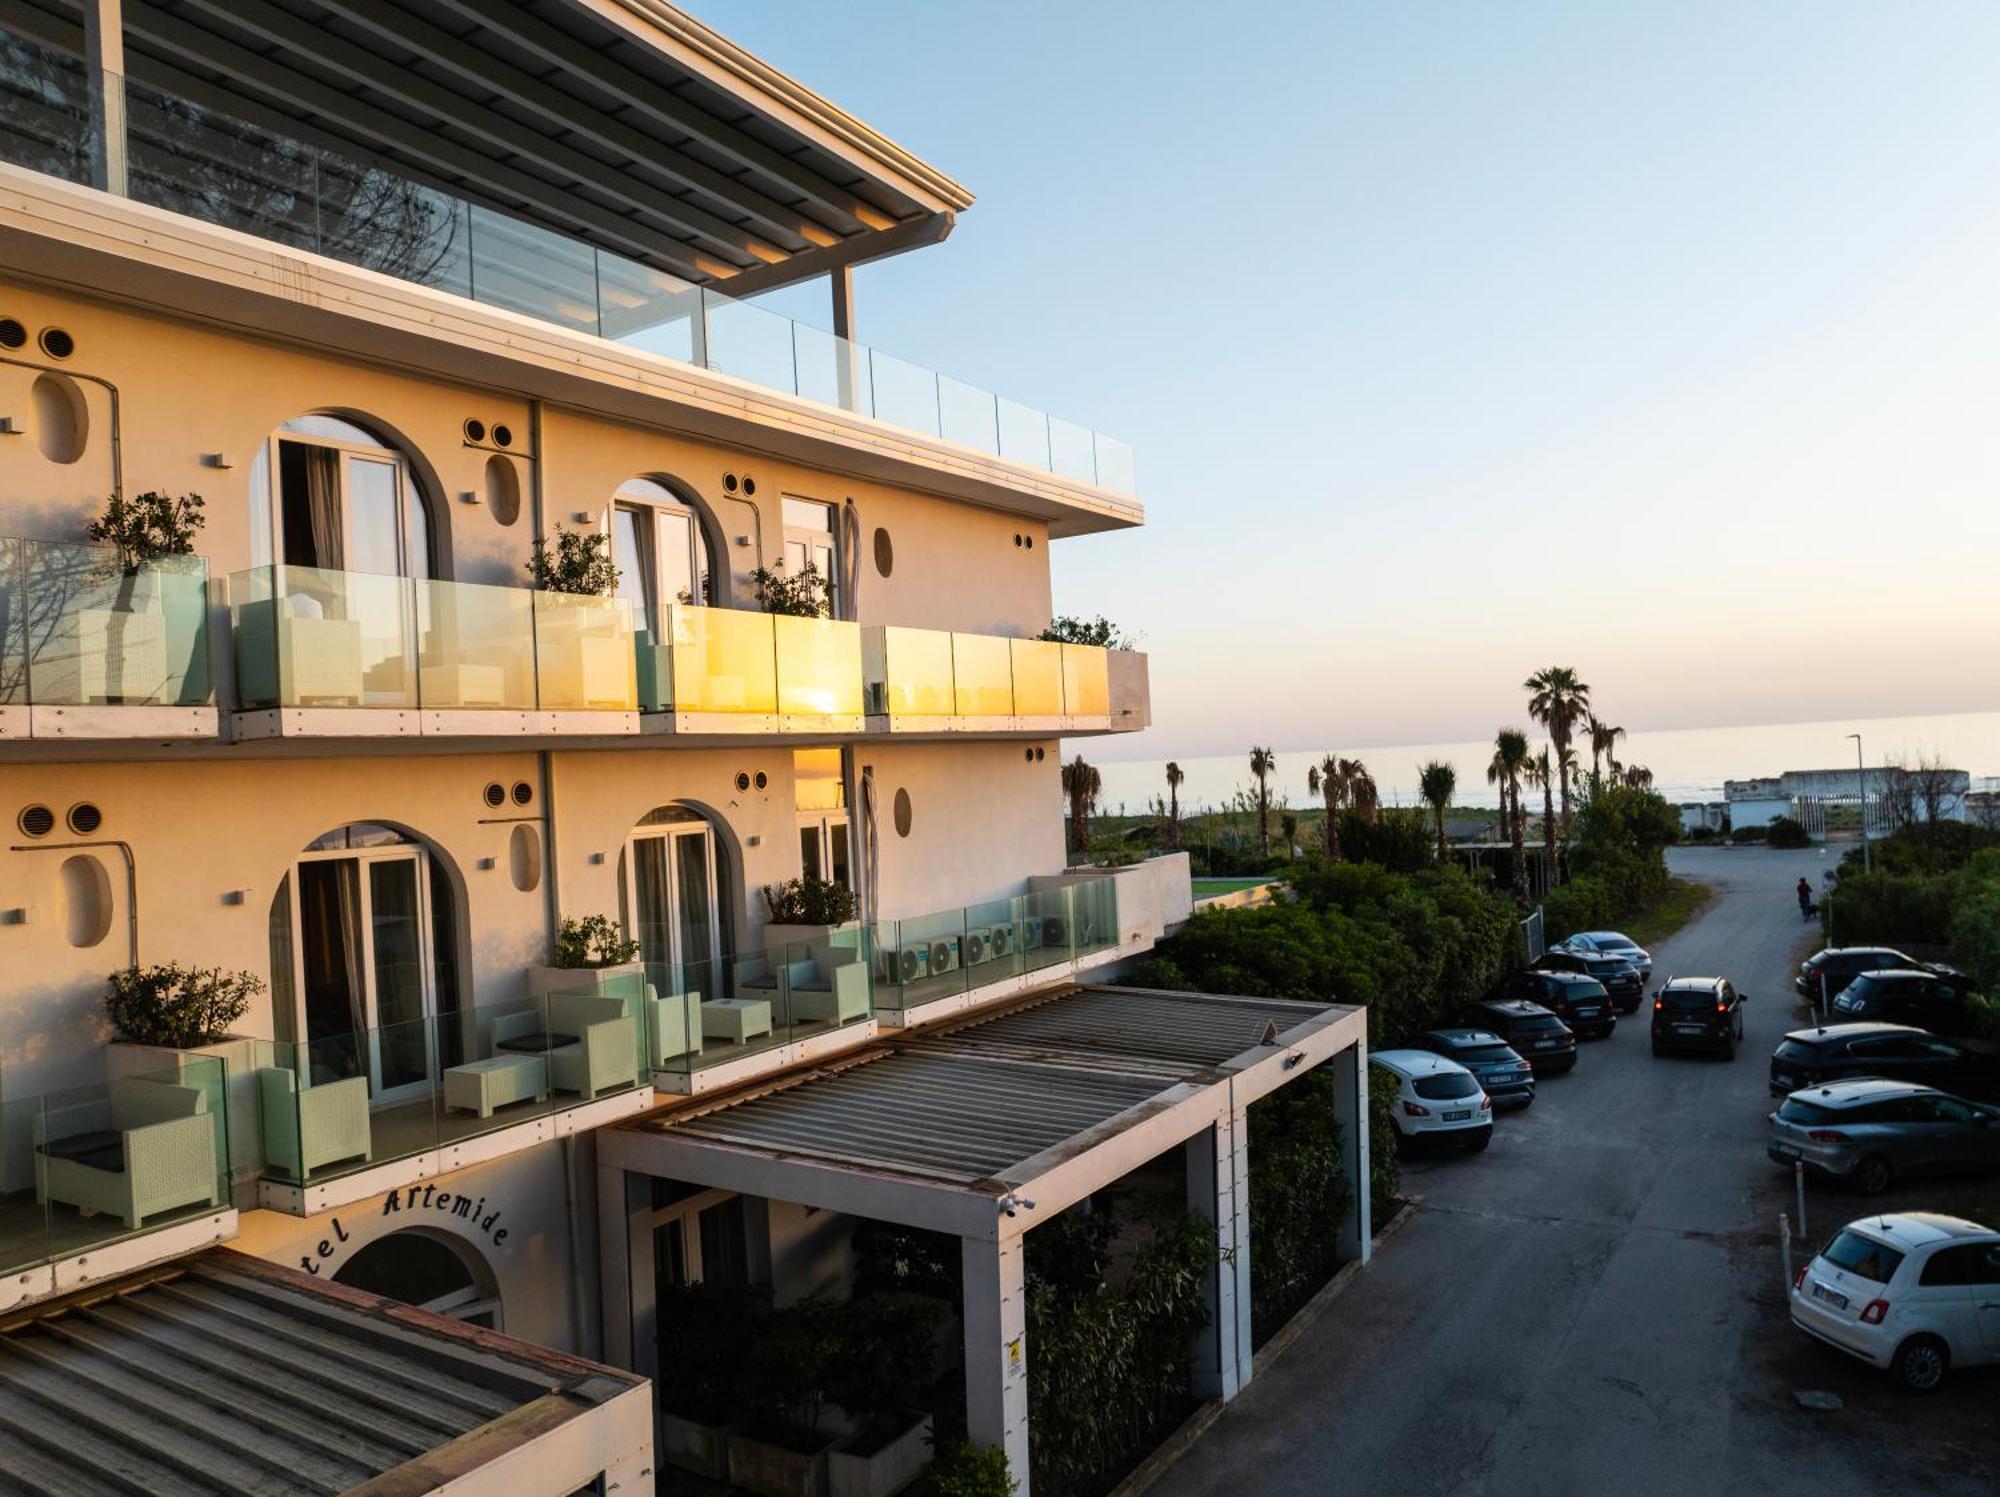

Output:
xmin=1062 ymin=755 xmax=1100 ymax=862
xmin=1342 ymin=758 xmax=1379 ymax=824
xmin=1623 ymin=764 xmax=1654 ymax=790
xmin=1248 ymin=747 xmax=1276 ymax=858
xmin=1528 ymin=747 xmax=1558 ymax=895
xmin=1525 ymin=667 xmax=1590 ymax=833
xmin=1280 ymin=811 xmax=1299 ymax=858
xmin=1418 ymin=759 xmax=1456 ymax=863
xmin=1164 ymin=761 xmax=1184 ymax=848
xmin=1490 ymin=728 xmax=1531 ymax=903
xmin=1306 ymin=755 xmax=1338 ymax=859
xmin=1604 ymin=725 xmax=1628 ymax=779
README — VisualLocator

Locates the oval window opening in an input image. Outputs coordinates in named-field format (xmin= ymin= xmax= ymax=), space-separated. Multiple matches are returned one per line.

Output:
xmin=893 ymin=787 xmax=913 ymax=838
xmin=485 ymin=454 xmax=521 ymax=526
xmin=509 ymin=823 xmax=542 ymax=893
xmin=32 ymin=373 xmax=87 ymax=465
xmin=873 ymin=526 xmax=894 ymax=578
xmin=60 ymin=853 xmax=112 ymax=948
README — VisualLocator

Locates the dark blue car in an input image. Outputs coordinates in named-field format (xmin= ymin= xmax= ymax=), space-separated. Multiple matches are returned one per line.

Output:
xmin=1412 ymin=1028 xmax=1537 ymax=1108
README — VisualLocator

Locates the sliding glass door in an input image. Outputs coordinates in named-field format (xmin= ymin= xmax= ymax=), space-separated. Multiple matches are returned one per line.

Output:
xmin=627 ymin=810 xmax=723 ymax=995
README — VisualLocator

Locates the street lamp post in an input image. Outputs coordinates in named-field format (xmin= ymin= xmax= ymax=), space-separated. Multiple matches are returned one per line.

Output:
xmin=1847 ymin=732 xmax=1871 ymax=873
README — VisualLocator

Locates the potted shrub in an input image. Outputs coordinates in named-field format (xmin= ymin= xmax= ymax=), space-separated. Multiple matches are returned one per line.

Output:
xmin=826 ymin=1294 xmax=943 ymax=1497
xmin=915 ymin=1443 xmax=1016 ymax=1497
xmin=762 ymin=876 xmax=861 ymax=951
xmin=727 ymin=1296 xmax=844 ymax=1497
xmin=101 ymin=962 xmax=262 ymax=1198
xmin=526 ymin=914 xmax=644 ymax=999
xmin=527 ymin=528 xmax=634 ymax=710
xmin=62 ymin=491 xmax=207 ymax=704
xmin=751 ymin=561 xmax=830 ymax=619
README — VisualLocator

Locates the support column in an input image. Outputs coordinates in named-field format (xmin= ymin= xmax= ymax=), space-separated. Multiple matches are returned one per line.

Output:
xmin=1185 ymin=1104 xmax=1251 ymax=1400
xmin=961 ymin=1233 xmax=1030 ymax=1490
xmin=83 ymin=0 xmax=128 ymax=196
xmin=1332 ymin=1040 xmax=1372 ymax=1263
xmin=596 ymin=1165 xmax=654 ymax=1374
xmin=829 ymin=264 xmax=865 ymax=413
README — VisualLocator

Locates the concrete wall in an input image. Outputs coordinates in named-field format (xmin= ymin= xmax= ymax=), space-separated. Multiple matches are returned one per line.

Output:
xmin=766 ymin=1201 xmax=855 ymax=1307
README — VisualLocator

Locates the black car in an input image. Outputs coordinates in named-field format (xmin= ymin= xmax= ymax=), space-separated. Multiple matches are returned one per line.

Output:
xmin=1651 ymin=975 xmax=1746 ymax=1058
xmin=1829 ymin=969 xmax=1976 ymax=1036
xmin=1533 ymin=949 xmax=1646 ymax=1012
xmin=1767 ymin=1022 xmax=2000 ymax=1100
xmin=1412 ymin=1028 xmax=1537 ymax=1108
xmin=1489 ymin=970 xmax=1616 ymax=1038
xmin=1467 ymin=999 xmax=1577 ymax=1074
xmin=1795 ymin=946 xmax=1963 ymax=1003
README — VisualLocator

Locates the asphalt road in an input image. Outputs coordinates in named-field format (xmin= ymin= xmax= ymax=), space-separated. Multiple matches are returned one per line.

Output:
xmin=1152 ymin=845 xmax=2000 ymax=1497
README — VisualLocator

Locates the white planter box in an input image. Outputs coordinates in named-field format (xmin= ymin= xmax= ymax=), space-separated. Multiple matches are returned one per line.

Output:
xmin=660 ymin=1412 xmax=730 ymax=1478
xmin=763 ymin=921 xmax=863 ymax=955
xmin=829 ymin=1414 xmax=933 ymax=1497
xmin=526 ymin=961 xmax=646 ymax=998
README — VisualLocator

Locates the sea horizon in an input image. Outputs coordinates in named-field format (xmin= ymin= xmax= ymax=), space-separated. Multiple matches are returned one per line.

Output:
xmin=1089 ymin=707 xmax=2000 ymax=817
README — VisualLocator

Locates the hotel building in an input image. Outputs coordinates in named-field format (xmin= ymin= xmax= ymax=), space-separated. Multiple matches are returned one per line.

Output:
xmin=0 ymin=3 xmax=1369 ymax=1491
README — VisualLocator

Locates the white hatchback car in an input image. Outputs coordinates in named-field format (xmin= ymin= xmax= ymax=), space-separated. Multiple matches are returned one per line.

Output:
xmin=1371 ymin=1050 xmax=1492 ymax=1151
xmin=1791 ymin=1211 xmax=2000 ymax=1391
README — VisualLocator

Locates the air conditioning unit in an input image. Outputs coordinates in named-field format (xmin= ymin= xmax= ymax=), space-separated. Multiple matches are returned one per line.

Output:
xmin=882 ymin=943 xmax=930 ymax=985
xmin=987 ymin=924 xmax=1014 ymax=958
xmin=929 ymin=938 xmax=960 ymax=975
xmin=1040 ymin=915 xmax=1067 ymax=947
xmin=963 ymin=930 xmax=990 ymax=967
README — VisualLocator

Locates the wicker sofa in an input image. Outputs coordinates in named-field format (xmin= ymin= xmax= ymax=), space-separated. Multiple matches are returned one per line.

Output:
xmin=740 ymin=945 xmax=870 ymax=1026
xmin=491 ymin=993 xmax=639 ymax=1101
xmin=35 ymin=1076 xmax=220 ymax=1229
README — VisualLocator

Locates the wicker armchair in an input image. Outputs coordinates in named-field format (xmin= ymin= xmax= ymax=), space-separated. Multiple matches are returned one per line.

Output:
xmin=35 ymin=1077 xmax=220 ymax=1229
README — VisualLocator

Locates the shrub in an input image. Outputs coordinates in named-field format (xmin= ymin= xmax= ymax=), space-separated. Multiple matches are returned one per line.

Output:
xmin=1766 ymin=816 xmax=1811 ymax=849
xmin=922 ymin=1442 xmax=1017 ymax=1497
xmin=527 ymin=527 xmax=619 ymax=595
xmin=1332 ymin=806 xmax=1434 ymax=873
xmin=1038 ymin=614 xmax=1137 ymax=649
xmin=1822 ymin=871 xmax=1955 ymax=949
xmin=1729 ymin=824 xmax=1769 ymax=844
xmin=1246 ymin=1064 xmax=1353 ymax=1343
xmin=1844 ymin=821 xmax=2000 ymax=875
xmin=1368 ymin=1063 xmax=1402 ymax=1223
xmin=87 ymin=490 xmax=205 ymax=573
xmin=751 ymin=562 xmax=830 ymax=617
xmin=763 ymin=876 xmax=859 ymax=926
xmin=552 ymin=914 xmax=640 ymax=969
xmin=105 ymin=963 xmax=261 ymax=1047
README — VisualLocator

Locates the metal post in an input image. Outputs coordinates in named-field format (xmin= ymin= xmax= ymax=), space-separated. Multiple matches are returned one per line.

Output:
xmin=1848 ymin=732 xmax=1870 ymax=872
xmin=1794 ymin=1161 xmax=1808 ymax=1240
xmin=82 ymin=0 xmax=128 ymax=196
xmin=1780 ymin=1214 xmax=1794 ymax=1292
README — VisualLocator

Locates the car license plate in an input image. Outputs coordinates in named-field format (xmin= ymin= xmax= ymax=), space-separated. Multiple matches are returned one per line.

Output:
xmin=1811 ymin=1283 xmax=1848 ymax=1310
xmin=1774 ymin=1072 xmax=1796 ymax=1087
xmin=1444 ymin=1110 xmax=1472 ymax=1122
xmin=1674 ymin=1024 xmax=1704 ymax=1034
xmin=1773 ymin=1143 xmax=1801 ymax=1159
xmin=1534 ymin=1038 xmax=1559 ymax=1049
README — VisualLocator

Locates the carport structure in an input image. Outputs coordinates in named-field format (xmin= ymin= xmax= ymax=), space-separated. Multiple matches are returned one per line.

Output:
xmin=597 ymin=984 xmax=1370 ymax=1492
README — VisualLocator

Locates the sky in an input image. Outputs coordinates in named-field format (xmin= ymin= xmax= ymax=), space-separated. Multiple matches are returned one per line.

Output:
xmin=690 ymin=1 xmax=2000 ymax=762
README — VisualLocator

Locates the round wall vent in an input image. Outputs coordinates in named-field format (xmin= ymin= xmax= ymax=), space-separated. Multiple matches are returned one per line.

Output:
xmin=511 ymin=781 xmax=533 ymax=806
xmin=483 ymin=782 xmax=507 ymax=808
xmin=0 ymin=318 xmax=25 ymax=350
xmin=1035 ymin=746 xmax=1046 ymax=762
xmin=463 ymin=418 xmax=487 ymax=444
xmin=37 ymin=327 xmax=74 ymax=360
xmin=491 ymin=423 xmax=513 ymax=448
xmin=734 ymin=771 xmax=751 ymax=792
xmin=66 ymin=802 xmax=102 ymax=835
xmin=742 ymin=476 xmax=757 ymax=496
xmin=723 ymin=473 xmax=739 ymax=493
xmin=17 ymin=804 xmax=55 ymax=837
xmin=1024 ymin=748 xmax=1034 ymax=763
xmin=753 ymin=770 xmax=768 ymax=790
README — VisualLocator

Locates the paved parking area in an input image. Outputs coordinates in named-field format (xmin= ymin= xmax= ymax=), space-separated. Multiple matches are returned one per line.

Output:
xmin=1152 ymin=845 xmax=2000 ymax=1497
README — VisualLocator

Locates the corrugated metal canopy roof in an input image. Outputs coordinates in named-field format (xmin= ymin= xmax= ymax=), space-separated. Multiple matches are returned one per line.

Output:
xmin=0 ymin=1251 xmax=643 ymax=1496
xmin=640 ymin=986 xmax=1345 ymax=1187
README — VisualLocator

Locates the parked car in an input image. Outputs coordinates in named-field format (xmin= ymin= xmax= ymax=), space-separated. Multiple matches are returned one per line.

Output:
xmin=1650 ymin=976 xmax=1745 ymax=1058
xmin=1411 ymin=1029 xmax=1536 ymax=1109
xmin=1533 ymin=949 xmax=1646 ymax=1012
xmin=1830 ymin=969 xmax=1977 ymax=1036
xmin=1767 ymin=1078 xmax=2000 ymax=1193
xmin=1768 ymin=1022 xmax=2000 ymax=1101
xmin=1488 ymin=970 xmax=1616 ymax=1038
xmin=1790 ymin=1211 xmax=2000 ymax=1391
xmin=1370 ymin=1050 xmax=1493 ymax=1151
xmin=1556 ymin=930 xmax=1653 ymax=982
xmin=1796 ymin=947 xmax=1964 ymax=1003
xmin=1467 ymin=999 xmax=1577 ymax=1074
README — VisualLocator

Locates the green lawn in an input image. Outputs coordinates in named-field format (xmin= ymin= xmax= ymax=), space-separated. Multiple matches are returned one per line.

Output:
xmin=1191 ymin=876 xmax=1282 ymax=896
xmin=1621 ymin=877 xmax=1715 ymax=950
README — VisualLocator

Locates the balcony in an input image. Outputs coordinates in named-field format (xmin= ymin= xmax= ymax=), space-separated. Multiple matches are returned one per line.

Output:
xmin=640 ymin=606 xmax=865 ymax=735
xmin=0 ymin=539 xmax=216 ymax=742
xmin=867 ymin=880 xmax=1123 ymax=1022
xmin=864 ymin=628 xmax=1146 ymax=734
xmin=0 ymin=1052 xmax=236 ymax=1308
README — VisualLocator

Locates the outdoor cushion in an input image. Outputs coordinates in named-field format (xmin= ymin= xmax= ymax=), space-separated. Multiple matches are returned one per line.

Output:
xmin=496 ymin=1031 xmax=581 ymax=1052
xmin=37 ymin=1131 xmax=125 ymax=1172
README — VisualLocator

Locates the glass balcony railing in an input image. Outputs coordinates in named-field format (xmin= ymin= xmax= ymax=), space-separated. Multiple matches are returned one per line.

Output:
xmin=648 ymin=605 xmax=863 ymax=726
xmin=865 ymin=881 xmax=1121 ymax=1013
xmin=0 ymin=30 xmax=1135 ymax=496
xmin=258 ymin=974 xmax=651 ymax=1187
xmin=0 ymin=1054 xmax=231 ymax=1280
xmin=231 ymin=566 xmax=638 ymax=713
xmin=0 ymin=539 xmax=211 ymax=709
xmin=644 ymin=934 xmax=875 ymax=1080
xmin=863 ymin=627 xmax=1118 ymax=724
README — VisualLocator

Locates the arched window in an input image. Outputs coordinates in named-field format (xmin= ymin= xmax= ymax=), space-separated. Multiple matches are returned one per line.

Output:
xmin=610 ymin=477 xmax=717 ymax=636
xmin=619 ymin=804 xmax=732 ymax=995
xmin=267 ymin=821 xmax=462 ymax=1102
xmin=335 ymin=1230 xmax=501 ymax=1329
xmin=249 ymin=414 xmax=438 ymax=578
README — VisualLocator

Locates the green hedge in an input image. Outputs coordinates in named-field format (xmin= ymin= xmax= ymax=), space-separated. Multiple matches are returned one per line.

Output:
xmin=1822 ymin=869 xmax=1956 ymax=949
xmin=1246 ymin=1065 xmax=1354 ymax=1346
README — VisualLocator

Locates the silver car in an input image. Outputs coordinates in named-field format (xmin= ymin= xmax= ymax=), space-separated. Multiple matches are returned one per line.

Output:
xmin=1767 ymin=1078 xmax=2000 ymax=1194
xmin=1558 ymin=930 xmax=1652 ymax=982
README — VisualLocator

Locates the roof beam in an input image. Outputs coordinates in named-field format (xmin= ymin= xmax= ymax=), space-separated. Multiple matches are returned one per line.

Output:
xmin=431 ymin=0 xmax=896 ymax=233
xmin=313 ymin=0 xmax=842 ymax=256
xmin=168 ymin=0 xmax=773 ymax=271
xmin=116 ymin=0 xmax=729 ymax=281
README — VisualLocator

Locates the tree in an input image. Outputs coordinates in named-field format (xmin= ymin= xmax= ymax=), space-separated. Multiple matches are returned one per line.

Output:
xmin=1062 ymin=756 xmax=1101 ymax=861
xmin=1249 ymin=747 xmax=1276 ymax=858
xmin=1040 ymin=615 xmax=1137 ymax=649
xmin=1281 ymin=812 xmax=1300 ymax=858
xmin=1343 ymin=759 xmax=1380 ymax=824
xmin=1307 ymin=756 xmax=1339 ymax=860
xmin=1490 ymin=728 xmax=1532 ymax=904
xmin=1527 ymin=747 xmax=1557 ymax=894
xmin=1164 ymin=762 xmax=1184 ymax=848
xmin=1418 ymin=760 xmax=1457 ymax=864
xmin=1622 ymin=764 xmax=1654 ymax=790
xmin=1586 ymin=714 xmax=1625 ymax=790
xmin=1525 ymin=667 xmax=1590 ymax=833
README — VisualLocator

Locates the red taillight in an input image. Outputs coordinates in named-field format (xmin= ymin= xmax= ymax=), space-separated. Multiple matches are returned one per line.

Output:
xmin=1793 ymin=1264 xmax=1808 ymax=1290
xmin=1652 ymin=998 xmax=1662 ymax=1012
xmin=1479 ymin=1094 xmax=1492 ymax=1112
xmin=1716 ymin=1000 xmax=1728 ymax=1013
xmin=1860 ymin=1299 xmax=1890 ymax=1325
xmin=1402 ymin=1100 xmax=1430 ymax=1117
xmin=1806 ymin=1130 xmax=1849 ymax=1143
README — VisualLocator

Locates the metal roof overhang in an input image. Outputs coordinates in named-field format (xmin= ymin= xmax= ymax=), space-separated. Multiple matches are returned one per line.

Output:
xmin=0 ymin=1249 xmax=651 ymax=1496
xmin=600 ymin=986 xmax=1368 ymax=1243
xmin=7 ymin=0 xmax=970 ymax=297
